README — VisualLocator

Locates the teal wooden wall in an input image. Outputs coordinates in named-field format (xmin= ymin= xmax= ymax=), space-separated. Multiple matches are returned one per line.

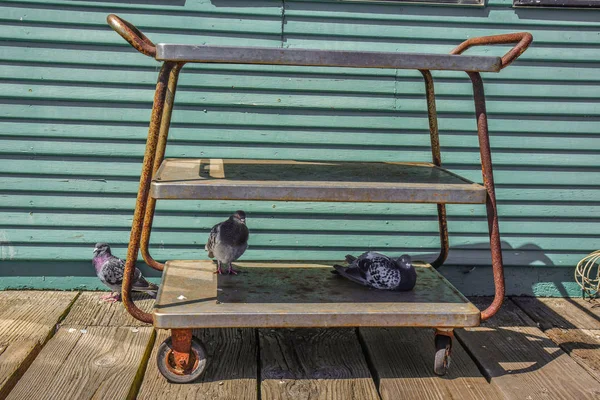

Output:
xmin=1 ymin=0 xmax=598 ymax=296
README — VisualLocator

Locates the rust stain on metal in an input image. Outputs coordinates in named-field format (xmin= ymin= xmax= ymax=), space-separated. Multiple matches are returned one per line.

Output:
xmin=468 ymin=71 xmax=505 ymax=321
xmin=122 ymin=62 xmax=175 ymax=324
xmin=170 ymin=329 xmax=193 ymax=370
xmin=107 ymin=14 xmax=157 ymax=58
xmin=420 ymin=70 xmax=449 ymax=269
xmin=450 ymin=32 xmax=533 ymax=69
xmin=141 ymin=62 xmax=184 ymax=272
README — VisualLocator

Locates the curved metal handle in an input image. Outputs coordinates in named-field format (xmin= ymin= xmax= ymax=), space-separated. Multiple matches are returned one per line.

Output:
xmin=450 ymin=32 xmax=533 ymax=70
xmin=107 ymin=14 xmax=156 ymax=58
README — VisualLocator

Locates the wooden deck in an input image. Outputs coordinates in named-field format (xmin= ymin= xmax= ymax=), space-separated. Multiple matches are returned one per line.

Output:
xmin=1 ymin=292 xmax=600 ymax=399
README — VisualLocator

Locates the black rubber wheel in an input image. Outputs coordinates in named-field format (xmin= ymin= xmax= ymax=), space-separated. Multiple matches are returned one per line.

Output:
xmin=157 ymin=335 xmax=208 ymax=383
xmin=433 ymin=334 xmax=452 ymax=376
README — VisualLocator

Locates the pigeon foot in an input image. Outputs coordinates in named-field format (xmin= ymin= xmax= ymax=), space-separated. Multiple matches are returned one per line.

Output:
xmin=100 ymin=292 xmax=121 ymax=303
xmin=227 ymin=263 xmax=239 ymax=275
xmin=214 ymin=262 xmax=224 ymax=275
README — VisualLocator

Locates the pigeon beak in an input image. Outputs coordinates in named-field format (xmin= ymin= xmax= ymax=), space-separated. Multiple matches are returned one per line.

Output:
xmin=93 ymin=247 xmax=99 ymax=254
xmin=240 ymin=218 xmax=246 ymax=224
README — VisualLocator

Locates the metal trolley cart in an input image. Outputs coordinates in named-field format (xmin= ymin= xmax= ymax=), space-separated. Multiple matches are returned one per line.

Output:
xmin=107 ymin=14 xmax=532 ymax=382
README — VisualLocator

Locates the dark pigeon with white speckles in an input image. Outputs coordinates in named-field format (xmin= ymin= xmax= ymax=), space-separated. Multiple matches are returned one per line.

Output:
xmin=332 ymin=252 xmax=416 ymax=291
xmin=92 ymin=242 xmax=158 ymax=300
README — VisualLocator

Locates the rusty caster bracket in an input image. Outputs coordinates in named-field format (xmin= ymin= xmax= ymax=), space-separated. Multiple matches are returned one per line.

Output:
xmin=170 ymin=329 xmax=194 ymax=370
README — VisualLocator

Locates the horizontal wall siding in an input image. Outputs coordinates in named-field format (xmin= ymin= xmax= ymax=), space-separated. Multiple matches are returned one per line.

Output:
xmin=0 ymin=0 xmax=599 ymax=295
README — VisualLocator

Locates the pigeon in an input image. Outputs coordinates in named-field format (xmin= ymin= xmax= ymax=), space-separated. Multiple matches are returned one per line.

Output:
xmin=205 ymin=210 xmax=249 ymax=275
xmin=332 ymin=252 xmax=417 ymax=291
xmin=92 ymin=243 xmax=159 ymax=302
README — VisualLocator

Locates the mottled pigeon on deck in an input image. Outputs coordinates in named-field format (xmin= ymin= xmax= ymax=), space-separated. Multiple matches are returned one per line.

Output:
xmin=205 ymin=210 xmax=249 ymax=275
xmin=332 ymin=252 xmax=416 ymax=291
xmin=92 ymin=242 xmax=158 ymax=302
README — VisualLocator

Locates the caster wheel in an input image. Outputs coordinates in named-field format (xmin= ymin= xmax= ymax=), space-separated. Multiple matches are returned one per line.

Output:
xmin=433 ymin=334 xmax=452 ymax=376
xmin=157 ymin=335 xmax=208 ymax=383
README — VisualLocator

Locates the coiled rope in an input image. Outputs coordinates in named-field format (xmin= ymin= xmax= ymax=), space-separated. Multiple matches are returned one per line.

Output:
xmin=575 ymin=250 xmax=600 ymax=299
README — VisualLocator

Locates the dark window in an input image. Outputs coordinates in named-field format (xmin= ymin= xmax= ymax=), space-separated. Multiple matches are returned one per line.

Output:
xmin=514 ymin=0 xmax=600 ymax=7
xmin=371 ymin=0 xmax=483 ymax=5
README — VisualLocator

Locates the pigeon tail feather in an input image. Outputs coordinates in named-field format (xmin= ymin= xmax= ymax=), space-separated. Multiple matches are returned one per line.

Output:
xmin=332 ymin=264 xmax=369 ymax=287
xmin=140 ymin=288 xmax=158 ymax=298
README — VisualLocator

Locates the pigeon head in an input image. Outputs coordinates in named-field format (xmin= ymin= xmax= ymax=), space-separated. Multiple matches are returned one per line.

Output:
xmin=396 ymin=254 xmax=412 ymax=268
xmin=232 ymin=210 xmax=246 ymax=224
xmin=93 ymin=242 xmax=112 ymax=256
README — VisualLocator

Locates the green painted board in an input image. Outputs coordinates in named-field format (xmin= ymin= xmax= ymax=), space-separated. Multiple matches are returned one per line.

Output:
xmin=0 ymin=0 xmax=599 ymax=294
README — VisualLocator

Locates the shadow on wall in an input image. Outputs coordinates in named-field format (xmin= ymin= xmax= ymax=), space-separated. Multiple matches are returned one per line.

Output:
xmin=0 ymin=240 xmax=578 ymax=296
xmin=412 ymin=240 xmax=579 ymax=297
xmin=412 ymin=240 xmax=555 ymax=268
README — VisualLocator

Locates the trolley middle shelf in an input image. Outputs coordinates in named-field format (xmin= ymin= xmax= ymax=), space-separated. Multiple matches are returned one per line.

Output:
xmin=153 ymin=260 xmax=481 ymax=329
xmin=150 ymin=158 xmax=487 ymax=204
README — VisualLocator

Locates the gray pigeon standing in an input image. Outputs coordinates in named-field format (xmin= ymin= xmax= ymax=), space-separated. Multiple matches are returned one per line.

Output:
xmin=332 ymin=252 xmax=417 ymax=291
xmin=205 ymin=210 xmax=249 ymax=275
xmin=92 ymin=243 xmax=159 ymax=302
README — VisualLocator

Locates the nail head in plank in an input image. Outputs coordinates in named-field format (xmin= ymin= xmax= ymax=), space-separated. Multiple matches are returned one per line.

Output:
xmin=6 ymin=326 xmax=154 ymax=400
xmin=138 ymin=328 xmax=257 ymax=400
xmin=0 ymin=291 xmax=77 ymax=399
xmin=456 ymin=298 xmax=600 ymax=399
xmin=260 ymin=328 xmax=379 ymax=400
xmin=61 ymin=292 xmax=154 ymax=327
xmin=359 ymin=327 xmax=503 ymax=400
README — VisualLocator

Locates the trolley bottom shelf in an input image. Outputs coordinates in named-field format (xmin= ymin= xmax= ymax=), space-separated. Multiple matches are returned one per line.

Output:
xmin=153 ymin=260 xmax=480 ymax=329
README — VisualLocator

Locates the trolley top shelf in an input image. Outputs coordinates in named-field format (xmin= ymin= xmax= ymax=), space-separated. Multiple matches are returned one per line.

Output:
xmin=155 ymin=44 xmax=503 ymax=72
xmin=107 ymin=14 xmax=532 ymax=73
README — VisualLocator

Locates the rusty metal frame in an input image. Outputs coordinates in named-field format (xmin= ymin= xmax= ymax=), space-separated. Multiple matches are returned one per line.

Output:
xmin=107 ymin=13 xmax=531 ymax=324
xmin=450 ymin=32 xmax=533 ymax=70
xmin=121 ymin=61 xmax=174 ymax=324
xmin=467 ymin=71 xmax=506 ymax=321
xmin=140 ymin=63 xmax=184 ymax=272
xmin=420 ymin=70 xmax=449 ymax=269
xmin=170 ymin=329 xmax=194 ymax=370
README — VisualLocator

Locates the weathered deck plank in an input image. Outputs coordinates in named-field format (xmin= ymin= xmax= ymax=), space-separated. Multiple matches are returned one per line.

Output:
xmin=359 ymin=327 xmax=502 ymax=400
xmin=512 ymin=297 xmax=600 ymax=330
xmin=457 ymin=298 xmax=600 ymax=399
xmin=0 ymin=291 xmax=77 ymax=400
xmin=61 ymin=291 xmax=154 ymax=327
xmin=5 ymin=291 xmax=155 ymax=400
xmin=259 ymin=328 xmax=379 ymax=400
xmin=6 ymin=326 xmax=154 ymax=400
xmin=513 ymin=297 xmax=600 ymax=382
xmin=138 ymin=328 xmax=257 ymax=400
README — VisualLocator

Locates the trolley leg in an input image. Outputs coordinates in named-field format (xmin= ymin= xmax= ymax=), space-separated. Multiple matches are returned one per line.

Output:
xmin=122 ymin=62 xmax=176 ymax=324
xmin=468 ymin=71 xmax=505 ymax=321
xmin=420 ymin=70 xmax=449 ymax=269
xmin=171 ymin=329 xmax=193 ymax=368
xmin=433 ymin=328 xmax=454 ymax=376
xmin=140 ymin=62 xmax=185 ymax=272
